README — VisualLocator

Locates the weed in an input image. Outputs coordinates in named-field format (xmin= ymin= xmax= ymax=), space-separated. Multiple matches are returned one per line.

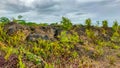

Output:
xmin=18 ymin=55 xmax=25 ymax=68
xmin=111 ymin=31 xmax=120 ymax=43
xmin=93 ymin=46 xmax=104 ymax=59
xmin=107 ymin=56 xmax=116 ymax=65
xmin=85 ymin=29 xmax=95 ymax=39
xmin=45 ymin=63 xmax=54 ymax=68
xmin=58 ymin=31 xmax=80 ymax=43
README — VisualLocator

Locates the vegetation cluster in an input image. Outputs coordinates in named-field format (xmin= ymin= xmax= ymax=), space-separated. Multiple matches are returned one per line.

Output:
xmin=0 ymin=16 xmax=120 ymax=68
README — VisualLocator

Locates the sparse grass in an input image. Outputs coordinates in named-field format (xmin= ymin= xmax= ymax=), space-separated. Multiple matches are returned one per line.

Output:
xmin=107 ymin=56 xmax=116 ymax=65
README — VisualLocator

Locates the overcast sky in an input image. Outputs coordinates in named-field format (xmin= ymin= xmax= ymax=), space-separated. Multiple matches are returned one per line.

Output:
xmin=0 ymin=0 xmax=120 ymax=25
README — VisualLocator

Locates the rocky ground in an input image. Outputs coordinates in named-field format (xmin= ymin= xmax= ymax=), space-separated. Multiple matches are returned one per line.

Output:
xmin=0 ymin=22 xmax=120 ymax=68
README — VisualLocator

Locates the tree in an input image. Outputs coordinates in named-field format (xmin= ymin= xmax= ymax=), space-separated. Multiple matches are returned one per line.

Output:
xmin=18 ymin=15 xmax=23 ymax=20
xmin=102 ymin=20 xmax=108 ymax=28
xmin=85 ymin=18 xmax=91 ymax=28
xmin=0 ymin=17 xmax=10 ymax=23
xmin=60 ymin=17 xmax=72 ymax=30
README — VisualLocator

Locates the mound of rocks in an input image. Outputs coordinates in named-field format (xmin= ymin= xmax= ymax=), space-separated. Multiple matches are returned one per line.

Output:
xmin=4 ymin=22 xmax=30 ymax=35
xmin=27 ymin=26 xmax=62 ymax=41
xmin=3 ymin=22 xmax=62 ymax=42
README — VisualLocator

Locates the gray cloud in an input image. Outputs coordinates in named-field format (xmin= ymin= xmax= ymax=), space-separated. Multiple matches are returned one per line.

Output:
xmin=0 ymin=0 xmax=120 ymax=25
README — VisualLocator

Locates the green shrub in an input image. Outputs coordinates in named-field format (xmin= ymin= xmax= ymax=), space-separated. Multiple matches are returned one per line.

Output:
xmin=26 ymin=22 xmax=38 ymax=26
xmin=102 ymin=20 xmax=108 ymax=28
xmin=17 ymin=20 xmax=26 ymax=25
xmin=111 ymin=32 xmax=120 ymax=43
xmin=93 ymin=46 xmax=104 ymax=58
xmin=58 ymin=31 xmax=80 ymax=43
xmin=50 ymin=22 xmax=58 ymax=26
xmin=112 ymin=21 xmax=119 ymax=32
xmin=0 ymin=23 xmax=8 ymax=42
xmin=18 ymin=15 xmax=23 ymax=20
xmin=0 ymin=17 xmax=10 ymax=23
xmin=85 ymin=29 xmax=95 ymax=39
xmin=85 ymin=18 xmax=91 ymax=28
xmin=60 ymin=17 xmax=72 ymax=30
xmin=39 ymin=23 xmax=48 ymax=26
xmin=45 ymin=63 xmax=54 ymax=68
xmin=18 ymin=55 xmax=25 ymax=68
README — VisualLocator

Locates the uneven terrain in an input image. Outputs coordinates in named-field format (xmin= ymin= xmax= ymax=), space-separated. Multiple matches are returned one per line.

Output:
xmin=0 ymin=18 xmax=120 ymax=68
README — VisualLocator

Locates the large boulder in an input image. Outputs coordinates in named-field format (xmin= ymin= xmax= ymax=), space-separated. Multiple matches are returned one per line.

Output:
xmin=4 ymin=22 xmax=31 ymax=41
xmin=26 ymin=33 xmax=49 ymax=41
xmin=4 ymin=22 xmax=62 ymax=41
xmin=4 ymin=22 xmax=30 ymax=35
xmin=27 ymin=26 xmax=62 ymax=41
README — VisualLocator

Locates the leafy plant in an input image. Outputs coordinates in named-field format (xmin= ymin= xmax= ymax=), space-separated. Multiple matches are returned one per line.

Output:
xmin=6 ymin=30 xmax=26 ymax=47
xmin=85 ymin=29 xmax=95 ymax=39
xmin=112 ymin=21 xmax=119 ymax=32
xmin=18 ymin=55 xmax=25 ymax=68
xmin=111 ymin=32 xmax=120 ymax=43
xmin=60 ymin=17 xmax=72 ymax=30
xmin=85 ymin=18 xmax=91 ymax=28
xmin=107 ymin=56 xmax=116 ymax=65
xmin=0 ymin=17 xmax=10 ymax=23
xmin=102 ymin=20 xmax=108 ymax=28
xmin=45 ymin=63 xmax=54 ymax=68
xmin=39 ymin=23 xmax=48 ymax=26
xmin=58 ymin=31 xmax=80 ymax=43
xmin=93 ymin=46 xmax=104 ymax=59
xmin=0 ymin=23 xmax=8 ymax=41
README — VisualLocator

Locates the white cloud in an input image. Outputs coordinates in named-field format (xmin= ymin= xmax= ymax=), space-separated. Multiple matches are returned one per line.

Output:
xmin=76 ymin=0 xmax=104 ymax=3
xmin=0 ymin=0 xmax=119 ymax=25
xmin=19 ymin=0 xmax=34 ymax=7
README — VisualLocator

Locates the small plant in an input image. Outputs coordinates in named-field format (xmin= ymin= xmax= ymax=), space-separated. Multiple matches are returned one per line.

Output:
xmin=72 ymin=51 xmax=78 ymax=58
xmin=102 ymin=20 xmax=108 ymax=28
xmin=45 ymin=63 xmax=54 ymax=68
xmin=93 ymin=46 xmax=104 ymax=59
xmin=18 ymin=55 xmax=25 ymax=68
xmin=58 ymin=31 xmax=80 ymax=43
xmin=6 ymin=30 xmax=26 ymax=47
xmin=107 ymin=56 xmax=116 ymax=65
xmin=85 ymin=29 xmax=95 ymax=39
xmin=58 ymin=31 xmax=69 ymax=42
xmin=79 ymin=56 xmax=93 ymax=68
xmin=111 ymin=31 xmax=120 ymax=43
xmin=4 ymin=47 xmax=13 ymax=60
xmin=112 ymin=21 xmax=119 ymax=32
xmin=85 ymin=18 xmax=91 ymax=28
